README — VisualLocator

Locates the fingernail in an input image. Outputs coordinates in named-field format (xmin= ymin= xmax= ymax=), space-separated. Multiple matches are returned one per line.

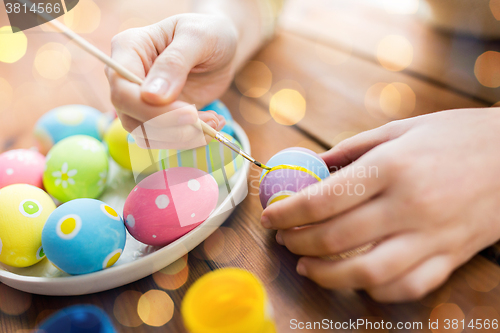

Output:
xmin=296 ymin=262 xmax=307 ymax=276
xmin=276 ymin=231 xmax=284 ymax=245
xmin=144 ymin=78 xmax=169 ymax=96
xmin=261 ymin=216 xmax=271 ymax=229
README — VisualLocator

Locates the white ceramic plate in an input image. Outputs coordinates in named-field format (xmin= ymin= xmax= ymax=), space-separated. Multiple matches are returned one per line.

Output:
xmin=0 ymin=123 xmax=250 ymax=296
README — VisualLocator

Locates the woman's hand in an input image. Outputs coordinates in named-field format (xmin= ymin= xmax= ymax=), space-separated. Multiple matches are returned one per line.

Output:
xmin=261 ymin=108 xmax=500 ymax=302
xmin=106 ymin=13 xmax=239 ymax=136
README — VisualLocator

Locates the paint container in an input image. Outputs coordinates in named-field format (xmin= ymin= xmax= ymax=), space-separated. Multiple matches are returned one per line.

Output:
xmin=181 ymin=268 xmax=276 ymax=333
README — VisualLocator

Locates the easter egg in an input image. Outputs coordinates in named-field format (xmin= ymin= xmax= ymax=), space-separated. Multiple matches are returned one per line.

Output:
xmin=104 ymin=118 xmax=159 ymax=173
xmin=259 ymin=148 xmax=329 ymax=208
xmin=200 ymin=100 xmax=235 ymax=136
xmin=43 ymin=135 xmax=108 ymax=203
xmin=123 ymin=167 xmax=219 ymax=246
xmin=262 ymin=147 xmax=330 ymax=180
xmin=41 ymin=199 xmax=126 ymax=275
xmin=0 ymin=184 xmax=56 ymax=267
xmin=34 ymin=105 xmax=111 ymax=154
xmin=0 ymin=149 xmax=45 ymax=189
xmin=158 ymin=133 xmax=244 ymax=186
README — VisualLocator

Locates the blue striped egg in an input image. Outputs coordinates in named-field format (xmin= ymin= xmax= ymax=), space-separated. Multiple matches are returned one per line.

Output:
xmin=200 ymin=100 xmax=235 ymax=136
xmin=158 ymin=134 xmax=243 ymax=186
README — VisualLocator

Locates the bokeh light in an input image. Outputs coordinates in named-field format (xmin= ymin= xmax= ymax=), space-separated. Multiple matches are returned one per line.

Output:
xmin=315 ymin=42 xmax=351 ymax=66
xmin=0 ymin=26 xmax=27 ymax=63
xmin=35 ymin=309 xmax=57 ymax=326
xmin=0 ymin=284 xmax=32 ymax=315
xmin=114 ymin=290 xmax=143 ymax=328
xmin=490 ymin=0 xmax=500 ymax=20
xmin=235 ymin=61 xmax=273 ymax=98
xmin=238 ymin=244 xmax=281 ymax=285
xmin=465 ymin=257 xmax=500 ymax=292
xmin=239 ymin=95 xmax=272 ymax=125
xmin=153 ymin=255 xmax=189 ymax=290
xmin=270 ymin=89 xmax=306 ymax=126
xmin=33 ymin=42 xmax=72 ymax=80
xmin=379 ymin=82 xmax=416 ymax=118
xmin=365 ymin=82 xmax=415 ymax=119
xmin=63 ymin=0 xmax=101 ymax=33
xmin=376 ymin=35 xmax=413 ymax=71
xmin=66 ymin=40 xmax=101 ymax=74
xmin=419 ymin=284 xmax=452 ymax=308
xmin=383 ymin=0 xmax=419 ymax=15
xmin=465 ymin=306 xmax=500 ymax=333
xmin=332 ymin=131 xmax=358 ymax=146
xmin=192 ymin=227 xmax=241 ymax=263
xmin=474 ymin=51 xmax=500 ymax=88
xmin=430 ymin=303 xmax=465 ymax=333
xmin=137 ymin=290 xmax=174 ymax=327
xmin=365 ymin=82 xmax=387 ymax=119
xmin=0 ymin=77 xmax=14 ymax=112
xmin=118 ymin=17 xmax=151 ymax=32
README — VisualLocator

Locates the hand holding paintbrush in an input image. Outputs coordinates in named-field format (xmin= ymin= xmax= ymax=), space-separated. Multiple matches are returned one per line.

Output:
xmin=24 ymin=1 xmax=270 ymax=169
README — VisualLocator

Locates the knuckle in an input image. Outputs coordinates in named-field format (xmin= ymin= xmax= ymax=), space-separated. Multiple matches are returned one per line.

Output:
xmin=119 ymin=116 xmax=137 ymax=133
xmin=357 ymin=263 xmax=384 ymax=287
xmin=111 ymin=29 xmax=140 ymax=47
xmin=307 ymin=269 xmax=334 ymax=289
xmin=385 ymin=153 xmax=410 ymax=175
xmin=299 ymin=195 xmax=324 ymax=222
xmin=319 ymin=230 xmax=342 ymax=254
xmin=399 ymin=280 xmax=429 ymax=301
xmin=164 ymin=49 xmax=187 ymax=69
xmin=110 ymin=87 xmax=126 ymax=110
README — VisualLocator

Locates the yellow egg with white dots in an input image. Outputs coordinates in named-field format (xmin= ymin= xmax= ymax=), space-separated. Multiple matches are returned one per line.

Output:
xmin=0 ymin=184 xmax=56 ymax=267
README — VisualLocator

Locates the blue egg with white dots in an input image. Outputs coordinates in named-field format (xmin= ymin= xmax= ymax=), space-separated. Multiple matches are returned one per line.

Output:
xmin=261 ymin=147 xmax=331 ymax=180
xmin=200 ymin=100 xmax=235 ymax=136
xmin=41 ymin=199 xmax=126 ymax=275
xmin=34 ymin=105 xmax=112 ymax=154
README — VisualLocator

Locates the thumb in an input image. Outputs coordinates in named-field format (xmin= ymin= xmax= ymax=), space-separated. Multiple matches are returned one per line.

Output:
xmin=141 ymin=35 xmax=204 ymax=105
xmin=321 ymin=121 xmax=411 ymax=171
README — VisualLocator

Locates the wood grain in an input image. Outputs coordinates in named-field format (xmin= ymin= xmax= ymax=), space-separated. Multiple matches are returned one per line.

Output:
xmin=242 ymin=31 xmax=486 ymax=148
xmin=2 ymin=0 xmax=500 ymax=331
xmin=279 ymin=0 xmax=500 ymax=104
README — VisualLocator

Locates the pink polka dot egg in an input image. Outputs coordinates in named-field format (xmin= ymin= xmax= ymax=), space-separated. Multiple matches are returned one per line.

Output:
xmin=0 ymin=149 xmax=45 ymax=189
xmin=123 ymin=167 xmax=219 ymax=246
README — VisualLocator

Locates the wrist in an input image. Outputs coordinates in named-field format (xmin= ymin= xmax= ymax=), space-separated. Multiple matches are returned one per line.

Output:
xmin=192 ymin=0 xmax=265 ymax=71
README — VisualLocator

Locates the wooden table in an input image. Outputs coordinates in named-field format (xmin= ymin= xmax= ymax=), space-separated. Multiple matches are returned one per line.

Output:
xmin=2 ymin=0 xmax=500 ymax=331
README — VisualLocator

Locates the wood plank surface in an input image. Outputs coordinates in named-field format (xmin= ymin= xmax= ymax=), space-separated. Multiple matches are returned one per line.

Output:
xmin=239 ymin=31 xmax=485 ymax=147
xmin=279 ymin=0 xmax=500 ymax=104
xmin=2 ymin=0 xmax=500 ymax=331
xmin=2 ymin=89 xmax=500 ymax=332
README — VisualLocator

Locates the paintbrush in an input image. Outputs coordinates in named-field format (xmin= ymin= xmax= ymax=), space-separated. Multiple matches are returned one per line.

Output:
xmin=24 ymin=2 xmax=271 ymax=170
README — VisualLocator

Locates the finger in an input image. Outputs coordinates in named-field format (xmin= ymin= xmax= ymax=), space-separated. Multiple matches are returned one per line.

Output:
xmin=296 ymin=232 xmax=440 ymax=290
xmin=321 ymin=121 xmax=412 ymax=171
xmin=135 ymin=113 xmax=222 ymax=149
xmin=141 ymin=28 xmax=206 ymax=105
xmin=198 ymin=111 xmax=222 ymax=131
xmin=366 ymin=255 xmax=453 ymax=303
xmin=117 ymin=113 xmax=142 ymax=134
xmin=108 ymin=28 xmax=152 ymax=82
xmin=278 ymin=197 xmax=403 ymax=256
xmin=261 ymin=156 xmax=388 ymax=230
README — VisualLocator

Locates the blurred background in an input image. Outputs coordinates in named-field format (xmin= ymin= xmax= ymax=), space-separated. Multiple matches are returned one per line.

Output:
xmin=2 ymin=0 xmax=500 ymax=331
